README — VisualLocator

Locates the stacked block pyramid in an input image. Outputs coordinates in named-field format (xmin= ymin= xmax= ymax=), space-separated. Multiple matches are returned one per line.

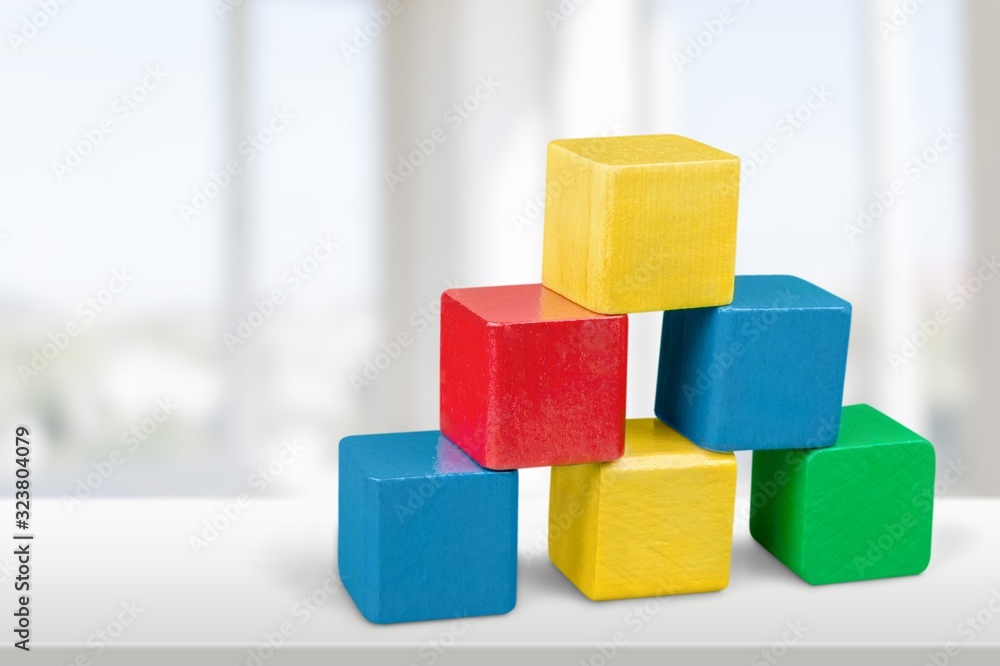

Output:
xmin=339 ymin=134 xmax=936 ymax=623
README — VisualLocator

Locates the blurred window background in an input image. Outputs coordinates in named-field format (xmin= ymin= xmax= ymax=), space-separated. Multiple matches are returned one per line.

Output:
xmin=0 ymin=0 xmax=995 ymax=502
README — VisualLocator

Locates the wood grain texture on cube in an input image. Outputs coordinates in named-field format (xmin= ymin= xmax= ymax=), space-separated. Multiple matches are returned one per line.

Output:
xmin=750 ymin=404 xmax=935 ymax=585
xmin=541 ymin=134 xmax=739 ymax=314
xmin=440 ymin=284 xmax=627 ymax=470
xmin=549 ymin=419 xmax=736 ymax=600
xmin=655 ymin=274 xmax=852 ymax=452
xmin=338 ymin=431 xmax=518 ymax=623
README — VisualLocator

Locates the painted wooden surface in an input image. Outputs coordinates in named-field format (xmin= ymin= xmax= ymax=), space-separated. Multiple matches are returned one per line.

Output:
xmin=338 ymin=430 xmax=518 ymax=623
xmin=549 ymin=418 xmax=737 ymax=601
xmin=440 ymin=283 xmax=627 ymax=470
xmin=541 ymin=134 xmax=739 ymax=314
xmin=655 ymin=274 xmax=852 ymax=452
xmin=750 ymin=404 xmax=935 ymax=585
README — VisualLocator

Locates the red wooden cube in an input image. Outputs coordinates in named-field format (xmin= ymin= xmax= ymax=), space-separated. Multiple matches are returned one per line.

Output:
xmin=440 ymin=283 xmax=627 ymax=470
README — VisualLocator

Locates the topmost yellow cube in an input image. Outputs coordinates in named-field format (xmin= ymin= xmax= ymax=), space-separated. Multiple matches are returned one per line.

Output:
xmin=541 ymin=134 xmax=740 ymax=314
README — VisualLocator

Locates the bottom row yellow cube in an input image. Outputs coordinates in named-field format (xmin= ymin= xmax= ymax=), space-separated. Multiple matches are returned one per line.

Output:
xmin=548 ymin=418 xmax=736 ymax=600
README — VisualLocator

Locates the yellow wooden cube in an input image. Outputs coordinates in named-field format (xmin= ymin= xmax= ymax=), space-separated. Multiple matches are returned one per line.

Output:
xmin=548 ymin=418 xmax=736 ymax=601
xmin=541 ymin=134 xmax=740 ymax=314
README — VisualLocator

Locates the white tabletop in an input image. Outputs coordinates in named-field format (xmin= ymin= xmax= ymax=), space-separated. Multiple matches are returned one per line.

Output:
xmin=4 ymin=494 xmax=999 ymax=665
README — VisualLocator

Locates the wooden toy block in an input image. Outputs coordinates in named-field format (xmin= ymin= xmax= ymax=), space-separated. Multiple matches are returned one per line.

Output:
xmin=338 ymin=430 xmax=517 ymax=623
xmin=440 ymin=283 xmax=627 ymax=470
xmin=655 ymin=274 xmax=851 ymax=452
xmin=750 ymin=404 xmax=935 ymax=585
xmin=540 ymin=134 xmax=740 ymax=314
xmin=548 ymin=418 xmax=736 ymax=601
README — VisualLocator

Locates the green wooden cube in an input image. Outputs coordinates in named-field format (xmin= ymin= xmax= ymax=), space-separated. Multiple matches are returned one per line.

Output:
xmin=750 ymin=404 xmax=935 ymax=585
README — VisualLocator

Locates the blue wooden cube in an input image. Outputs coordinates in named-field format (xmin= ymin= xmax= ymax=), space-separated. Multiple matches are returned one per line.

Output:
xmin=338 ymin=430 xmax=518 ymax=624
xmin=654 ymin=275 xmax=851 ymax=452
